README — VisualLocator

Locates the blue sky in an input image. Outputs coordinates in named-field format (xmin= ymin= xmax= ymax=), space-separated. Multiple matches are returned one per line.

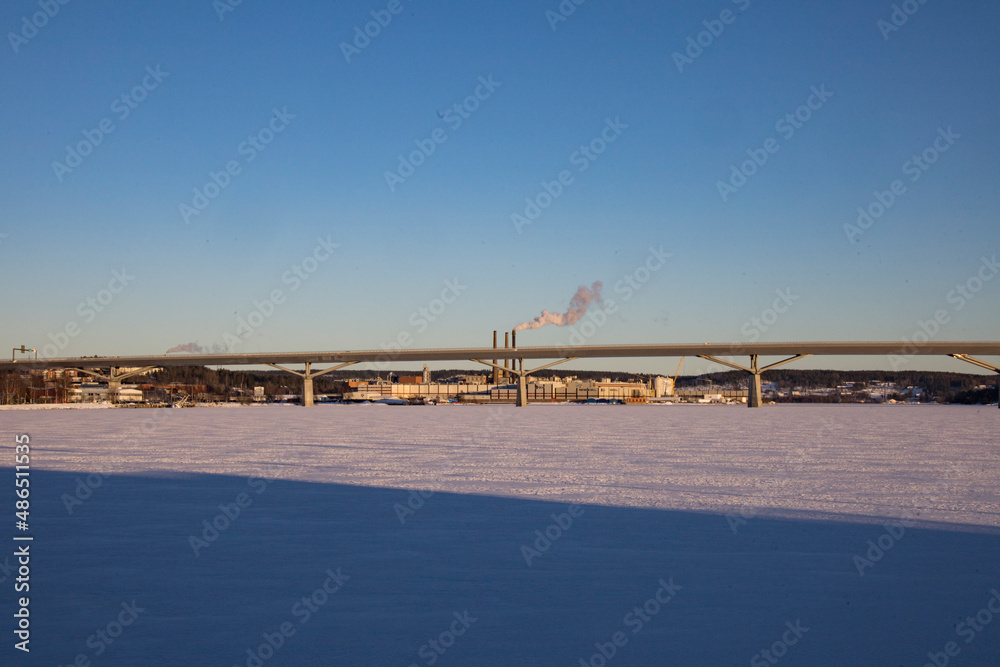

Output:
xmin=1 ymin=0 xmax=998 ymax=375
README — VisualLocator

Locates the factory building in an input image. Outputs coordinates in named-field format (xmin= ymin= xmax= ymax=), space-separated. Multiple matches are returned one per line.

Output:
xmin=69 ymin=383 xmax=144 ymax=403
xmin=337 ymin=376 xmax=657 ymax=404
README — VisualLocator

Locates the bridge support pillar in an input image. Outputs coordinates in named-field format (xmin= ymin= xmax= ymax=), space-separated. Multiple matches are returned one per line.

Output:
xmin=697 ymin=353 xmax=810 ymax=408
xmin=267 ymin=361 xmax=358 ymax=406
xmin=516 ymin=361 xmax=528 ymax=407
xmin=302 ymin=363 xmax=314 ymax=407
xmin=470 ymin=356 xmax=578 ymax=407
xmin=748 ymin=371 xmax=763 ymax=408
xmin=72 ymin=365 xmax=158 ymax=404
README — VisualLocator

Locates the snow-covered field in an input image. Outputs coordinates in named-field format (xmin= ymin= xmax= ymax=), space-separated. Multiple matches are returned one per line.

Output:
xmin=3 ymin=404 xmax=999 ymax=665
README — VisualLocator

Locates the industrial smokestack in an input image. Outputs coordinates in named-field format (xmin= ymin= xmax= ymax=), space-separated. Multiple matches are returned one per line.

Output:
xmin=492 ymin=331 xmax=498 ymax=385
xmin=511 ymin=330 xmax=517 ymax=387
xmin=504 ymin=332 xmax=510 ymax=379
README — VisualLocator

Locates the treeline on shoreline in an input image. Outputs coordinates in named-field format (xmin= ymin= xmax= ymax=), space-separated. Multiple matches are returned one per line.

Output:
xmin=690 ymin=368 xmax=996 ymax=404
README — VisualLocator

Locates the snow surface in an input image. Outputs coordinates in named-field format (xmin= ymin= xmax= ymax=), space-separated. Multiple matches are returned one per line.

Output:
xmin=2 ymin=404 xmax=999 ymax=665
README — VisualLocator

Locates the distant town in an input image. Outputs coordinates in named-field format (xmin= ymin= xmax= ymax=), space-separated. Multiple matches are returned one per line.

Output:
xmin=1 ymin=365 xmax=995 ymax=406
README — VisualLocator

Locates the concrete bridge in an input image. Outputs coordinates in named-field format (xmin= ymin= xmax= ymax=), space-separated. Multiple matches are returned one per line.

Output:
xmin=3 ymin=341 xmax=998 ymax=408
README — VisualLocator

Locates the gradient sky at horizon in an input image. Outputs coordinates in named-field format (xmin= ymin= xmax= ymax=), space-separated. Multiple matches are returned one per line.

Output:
xmin=1 ymin=0 xmax=998 ymax=375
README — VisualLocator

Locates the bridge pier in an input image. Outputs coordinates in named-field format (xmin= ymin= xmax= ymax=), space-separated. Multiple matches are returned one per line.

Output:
xmin=698 ymin=353 xmax=810 ymax=407
xmin=267 ymin=361 xmax=358 ymax=406
xmin=73 ymin=365 xmax=159 ymax=403
xmin=471 ymin=356 xmax=578 ymax=407
xmin=748 ymin=366 xmax=763 ymax=408
xmin=303 ymin=364 xmax=315 ymax=407
xmin=516 ymin=361 xmax=528 ymax=407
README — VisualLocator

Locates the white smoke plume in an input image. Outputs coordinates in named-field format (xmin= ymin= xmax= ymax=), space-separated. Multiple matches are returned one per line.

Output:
xmin=165 ymin=342 xmax=226 ymax=354
xmin=514 ymin=282 xmax=604 ymax=331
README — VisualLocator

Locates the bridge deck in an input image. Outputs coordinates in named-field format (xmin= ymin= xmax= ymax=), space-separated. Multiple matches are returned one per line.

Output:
xmin=2 ymin=341 xmax=998 ymax=370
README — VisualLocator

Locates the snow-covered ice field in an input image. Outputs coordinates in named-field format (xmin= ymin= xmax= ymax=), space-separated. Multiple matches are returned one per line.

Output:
xmin=2 ymin=404 xmax=999 ymax=665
